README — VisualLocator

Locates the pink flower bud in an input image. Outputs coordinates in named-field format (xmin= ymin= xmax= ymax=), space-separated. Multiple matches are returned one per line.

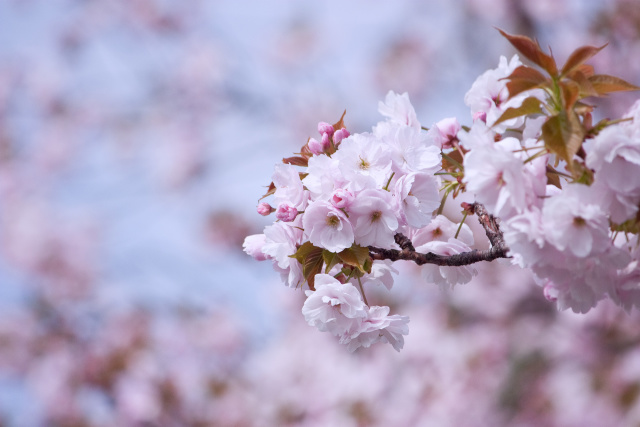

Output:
xmin=275 ymin=203 xmax=298 ymax=222
xmin=543 ymin=281 xmax=558 ymax=302
xmin=331 ymin=188 xmax=354 ymax=209
xmin=257 ymin=202 xmax=274 ymax=216
xmin=333 ymin=128 xmax=350 ymax=145
xmin=308 ymin=138 xmax=323 ymax=155
xmin=321 ymin=133 xmax=330 ymax=150
xmin=318 ymin=122 xmax=334 ymax=136
xmin=472 ymin=111 xmax=487 ymax=123
xmin=436 ymin=117 xmax=461 ymax=139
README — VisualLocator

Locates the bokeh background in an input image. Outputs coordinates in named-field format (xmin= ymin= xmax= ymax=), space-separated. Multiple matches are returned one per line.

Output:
xmin=1 ymin=1 xmax=640 ymax=426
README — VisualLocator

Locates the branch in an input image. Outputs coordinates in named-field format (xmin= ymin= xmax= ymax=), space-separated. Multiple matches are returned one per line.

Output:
xmin=368 ymin=203 xmax=510 ymax=267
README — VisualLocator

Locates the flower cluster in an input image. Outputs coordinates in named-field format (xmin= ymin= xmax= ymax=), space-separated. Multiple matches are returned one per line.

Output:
xmin=245 ymin=30 xmax=640 ymax=350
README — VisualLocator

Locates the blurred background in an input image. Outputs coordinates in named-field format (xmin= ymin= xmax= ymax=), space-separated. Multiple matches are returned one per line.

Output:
xmin=1 ymin=0 xmax=640 ymax=426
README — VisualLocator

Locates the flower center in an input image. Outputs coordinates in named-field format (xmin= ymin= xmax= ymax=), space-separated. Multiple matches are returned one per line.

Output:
xmin=573 ymin=216 xmax=586 ymax=227
xmin=326 ymin=214 xmax=341 ymax=228
xmin=370 ymin=210 xmax=382 ymax=223
xmin=432 ymin=227 xmax=442 ymax=237
xmin=358 ymin=156 xmax=370 ymax=170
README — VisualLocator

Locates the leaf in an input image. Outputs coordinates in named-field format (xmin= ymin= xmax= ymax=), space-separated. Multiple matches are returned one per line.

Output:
xmin=497 ymin=28 xmax=558 ymax=76
xmin=589 ymin=74 xmax=640 ymax=95
xmin=441 ymin=150 xmax=464 ymax=172
xmin=338 ymin=245 xmax=372 ymax=274
xmin=545 ymin=165 xmax=562 ymax=189
xmin=322 ymin=250 xmax=341 ymax=274
xmin=560 ymin=80 xmax=580 ymax=111
xmin=567 ymin=70 xmax=598 ymax=98
xmin=504 ymin=65 xmax=548 ymax=98
xmin=493 ymin=96 xmax=543 ymax=127
xmin=282 ymin=156 xmax=309 ymax=167
xmin=290 ymin=242 xmax=324 ymax=290
xmin=332 ymin=110 xmax=347 ymax=132
xmin=259 ymin=182 xmax=276 ymax=201
xmin=541 ymin=111 xmax=584 ymax=169
xmin=561 ymin=44 xmax=607 ymax=76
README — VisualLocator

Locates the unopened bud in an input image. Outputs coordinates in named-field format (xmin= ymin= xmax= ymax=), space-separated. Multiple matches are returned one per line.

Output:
xmin=257 ymin=202 xmax=274 ymax=216
xmin=331 ymin=188 xmax=354 ymax=209
xmin=333 ymin=128 xmax=350 ymax=145
xmin=543 ymin=281 xmax=559 ymax=302
xmin=308 ymin=138 xmax=323 ymax=155
xmin=275 ymin=203 xmax=298 ymax=222
xmin=321 ymin=133 xmax=330 ymax=150
xmin=472 ymin=111 xmax=487 ymax=123
xmin=318 ymin=121 xmax=334 ymax=136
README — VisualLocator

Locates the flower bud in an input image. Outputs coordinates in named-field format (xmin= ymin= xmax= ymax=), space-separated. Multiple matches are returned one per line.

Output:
xmin=472 ymin=111 xmax=487 ymax=123
xmin=543 ymin=281 xmax=559 ymax=302
xmin=275 ymin=203 xmax=298 ymax=222
xmin=321 ymin=132 xmax=330 ymax=150
xmin=318 ymin=121 xmax=334 ymax=136
xmin=308 ymin=138 xmax=323 ymax=155
xmin=331 ymin=188 xmax=354 ymax=209
xmin=333 ymin=128 xmax=350 ymax=145
xmin=257 ymin=202 xmax=274 ymax=216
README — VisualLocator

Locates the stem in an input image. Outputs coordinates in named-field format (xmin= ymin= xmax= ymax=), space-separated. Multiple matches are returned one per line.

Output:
xmin=455 ymin=211 xmax=468 ymax=239
xmin=383 ymin=172 xmax=395 ymax=191
xmin=356 ymin=275 xmax=369 ymax=306
xmin=369 ymin=203 xmax=510 ymax=267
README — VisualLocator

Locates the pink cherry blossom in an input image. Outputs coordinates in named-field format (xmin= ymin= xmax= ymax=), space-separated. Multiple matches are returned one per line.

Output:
xmin=303 ymin=200 xmax=354 ymax=253
xmin=394 ymin=172 xmax=440 ymax=228
xmin=242 ymin=234 xmax=270 ymax=261
xmin=349 ymin=189 xmax=399 ymax=249
xmin=302 ymin=274 xmax=368 ymax=338
xmin=378 ymin=90 xmax=420 ymax=129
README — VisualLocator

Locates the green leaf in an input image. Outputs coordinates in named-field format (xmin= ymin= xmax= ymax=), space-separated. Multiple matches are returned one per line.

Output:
xmin=541 ymin=111 xmax=584 ymax=169
xmin=322 ymin=250 xmax=341 ymax=273
xmin=504 ymin=65 xmax=548 ymax=99
xmin=497 ymin=28 xmax=558 ymax=76
xmin=338 ymin=245 xmax=372 ymax=274
xmin=589 ymin=74 xmax=640 ymax=95
xmin=561 ymin=44 xmax=607 ymax=77
xmin=493 ymin=96 xmax=543 ymax=127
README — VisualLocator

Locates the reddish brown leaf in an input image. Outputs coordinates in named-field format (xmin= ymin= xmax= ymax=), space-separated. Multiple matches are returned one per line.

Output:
xmin=545 ymin=165 xmax=562 ymax=189
xmin=567 ymin=70 xmax=598 ymax=98
xmin=442 ymin=149 xmax=464 ymax=172
xmin=560 ymin=80 xmax=580 ymax=111
xmin=561 ymin=44 xmax=607 ymax=76
xmin=332 ymin=110 xmax=347 ymax=132
xmin=259 ymin=182 xmax=276 ymax=201
xmin=282 ymin=156 xmax=308 ymax=167
xmin=504 ymin=66 xmax=549 ymax=98
xmin=493 ymin=96 xmax=543 ymax=127
xmin=589 ymin=74 xmax=640 ymax=95
xmin=498 ymin=29 xmax=558 ymax=76
xmin=290 ymin=242 xmax=324 ymax=290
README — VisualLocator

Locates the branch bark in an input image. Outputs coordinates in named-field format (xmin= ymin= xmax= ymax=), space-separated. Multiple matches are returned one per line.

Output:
xmin=368 ymin=203 xmax=510 ymax=267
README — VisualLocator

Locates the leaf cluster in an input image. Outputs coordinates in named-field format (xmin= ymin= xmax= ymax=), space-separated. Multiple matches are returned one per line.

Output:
xmin=290 ymin=242 xmax=372 ymax=290
xmin=496 ymin=29 xmax=639 ymax=179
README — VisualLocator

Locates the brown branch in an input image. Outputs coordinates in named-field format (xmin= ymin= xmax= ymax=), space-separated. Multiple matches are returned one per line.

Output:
xmin=368 ymin=203 xmax=510 ymax=267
